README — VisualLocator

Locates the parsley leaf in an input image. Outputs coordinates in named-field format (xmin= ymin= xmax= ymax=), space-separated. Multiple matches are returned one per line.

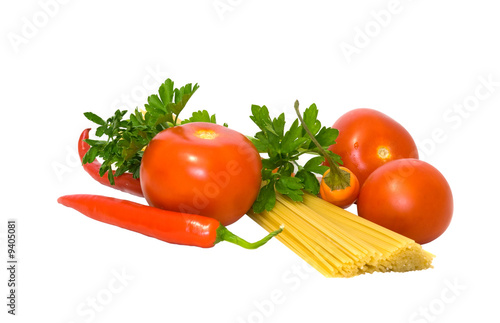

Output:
xmin=249 ymin=101 xmax=343 ymax=213
xmin=82 ymin=78 xmax=225 ymax=184
xmin=181 ymin=110 xmax=228 ymax=127
xmin=252 ymin=180 xmax=277 ymax=215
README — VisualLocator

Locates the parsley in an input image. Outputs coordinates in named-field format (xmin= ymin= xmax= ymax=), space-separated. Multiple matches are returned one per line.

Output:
xmin=249 ymin=100 xmax=347 ymax=213
xmin=181 ymin=110 xmax=228 ymax=127
xmin=83 ymin=78 xmax=223 ymax=184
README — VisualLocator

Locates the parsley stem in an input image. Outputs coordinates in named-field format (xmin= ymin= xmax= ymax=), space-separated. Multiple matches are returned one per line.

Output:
xmin=293 ymin=100 xmax=333 ymax=167
xmin=292 ymin=160 xmax=302 ymax=171
xmin=293 ymin=100 xmax=350 ymax=190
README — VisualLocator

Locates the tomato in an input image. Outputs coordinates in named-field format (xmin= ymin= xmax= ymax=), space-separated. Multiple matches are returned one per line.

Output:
xmin=327 ymin=109 xmax=419 ymax=188
xmin=140 ymin=122 xmax=262 ymax=226
xmin=356 ymin=159 xmax=453 ymax=244
xmin=319 ymin=167 xmax=359 ymax=209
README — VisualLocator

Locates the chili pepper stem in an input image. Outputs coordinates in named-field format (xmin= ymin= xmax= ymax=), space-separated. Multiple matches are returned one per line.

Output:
xmin=216 ymin=225 xmax=284 ymax=249
xmin=293 ymin=100 xmax=351 ymax=191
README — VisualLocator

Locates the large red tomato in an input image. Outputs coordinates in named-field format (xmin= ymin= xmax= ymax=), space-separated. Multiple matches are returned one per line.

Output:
xmin=327 ymin=109 xmax=419 ymax=188
xmin=140 ymin=122 xmax=262 ymax=226
xmin=357 ymin=159 xmax=453 ymax=244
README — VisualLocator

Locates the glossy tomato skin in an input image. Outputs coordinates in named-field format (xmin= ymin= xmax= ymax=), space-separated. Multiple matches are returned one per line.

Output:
xmin=357 ymin=159 xmax=453 ymax=244
xmin=328 ymin=109 xmax=419 ymax=188
xmin=140 ymin=122 xmax=262 ymax=226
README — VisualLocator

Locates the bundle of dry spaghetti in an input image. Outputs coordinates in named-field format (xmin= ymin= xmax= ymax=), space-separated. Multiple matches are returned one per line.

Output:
xmin=247 ymin=193 xmax=434 ymax=278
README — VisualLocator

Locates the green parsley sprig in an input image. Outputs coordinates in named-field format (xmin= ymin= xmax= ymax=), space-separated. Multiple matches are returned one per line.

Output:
xmin=249 ymin=100 xmax=346 ymax=213
xmin=83 ymin=78 xmax=224 ymax=184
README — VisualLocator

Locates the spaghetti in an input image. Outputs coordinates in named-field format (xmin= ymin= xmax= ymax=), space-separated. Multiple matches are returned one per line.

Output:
xmin=247 ymin=193 xmax=434 ymax=278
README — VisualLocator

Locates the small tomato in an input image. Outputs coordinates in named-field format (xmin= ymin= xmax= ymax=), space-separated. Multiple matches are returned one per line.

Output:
xmin=319 ymin=167 xmax=359 ymax=209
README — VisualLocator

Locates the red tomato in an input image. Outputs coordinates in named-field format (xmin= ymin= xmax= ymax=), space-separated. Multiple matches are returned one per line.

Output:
xmin=327 ymin=109 xmax=419 ymax=188
xmin=357 ymin=159 xmax=453 ymax=244
xmin=140 ymin=122 xmax=262 ymax=226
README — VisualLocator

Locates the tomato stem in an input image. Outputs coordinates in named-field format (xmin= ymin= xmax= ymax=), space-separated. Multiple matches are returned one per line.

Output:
xmin=216 ymin=225 xmax=283 ymax=249
xmin=293 ymin=100 xmax=350 ymax=191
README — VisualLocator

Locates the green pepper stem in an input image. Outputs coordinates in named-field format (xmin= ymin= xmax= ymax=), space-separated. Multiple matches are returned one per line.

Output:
xmin=215 ymin=225 xmax=283 ymax=249
xmin=293 ymin=100 xmax=350 ymax=190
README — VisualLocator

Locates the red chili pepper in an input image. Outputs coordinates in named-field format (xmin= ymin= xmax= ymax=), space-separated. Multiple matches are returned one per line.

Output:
xmin=78 ymin=129 xmax=144 ymax=197
xmin=57 ymin=194 xmax=282 ymax=249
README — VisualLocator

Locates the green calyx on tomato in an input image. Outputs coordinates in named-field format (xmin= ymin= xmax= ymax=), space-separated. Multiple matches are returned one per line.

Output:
xmin=140 ymin=122 xmax=263 ymax=226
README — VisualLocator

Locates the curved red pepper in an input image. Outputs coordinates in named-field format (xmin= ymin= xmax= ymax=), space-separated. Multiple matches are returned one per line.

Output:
xmin=78 ymin=128 xmax=144 ymax=197
xmin=58 ymin=194 xmax=282 ymax=249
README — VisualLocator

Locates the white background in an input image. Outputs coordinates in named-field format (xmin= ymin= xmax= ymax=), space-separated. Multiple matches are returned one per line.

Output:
xmin=1 ymin=0 xmax=499 ymax=322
